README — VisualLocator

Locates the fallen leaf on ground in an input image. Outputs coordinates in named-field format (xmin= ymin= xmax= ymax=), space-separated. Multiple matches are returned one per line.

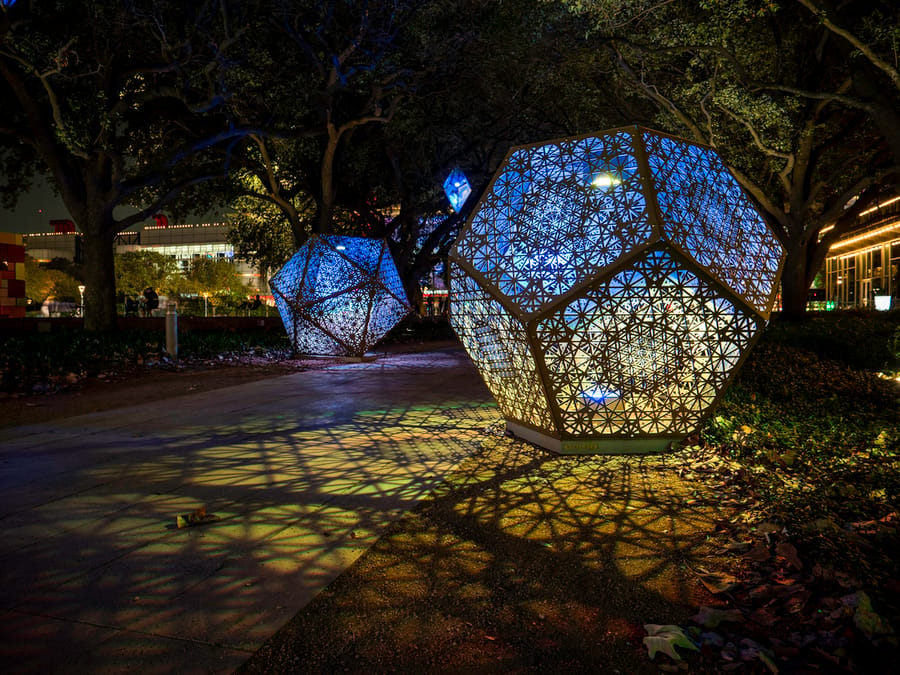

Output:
xmin=692 ymin=606 xmax=745 ymax=628
xmin=696 ymin=569 xmax=740 ymax=594
xmin=176 ymin=505 xmax=219 ymax=528
xmin=643 ymin=624 xmax=699 ymax=661
xmin=775 ymin=542 xmax=802 ymax=569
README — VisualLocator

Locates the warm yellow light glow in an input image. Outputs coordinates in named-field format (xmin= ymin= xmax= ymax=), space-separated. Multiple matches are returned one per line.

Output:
xmin=830 ymin=222 xmax=900 ymax=251
xmin=860 ymin=195 xmax=900 ymax=217
xmin=820 ymin=196 xmax=900 ymax=241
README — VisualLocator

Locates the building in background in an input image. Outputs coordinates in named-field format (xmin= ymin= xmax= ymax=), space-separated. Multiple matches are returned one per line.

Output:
xmin=22 ymin=219 xmax=83 ymax=264
xmin=22 ymin=218 xmax=266 ymax=295
xmin=115 ymin=219 xmax=265 ymax=293
xmin=0 ymin=232 xmax=27 ymax=317
xmin=824 ymin=196 xmax=900 ymax=310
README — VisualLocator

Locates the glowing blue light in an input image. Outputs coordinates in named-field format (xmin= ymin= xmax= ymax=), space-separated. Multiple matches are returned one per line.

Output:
xmin=443 ymin=168 xmax=472 ymax=213
xmin=582 ymin=386 xmax=620 ymax=406
xmin=1 ymin=0 xmax=17 ymax=6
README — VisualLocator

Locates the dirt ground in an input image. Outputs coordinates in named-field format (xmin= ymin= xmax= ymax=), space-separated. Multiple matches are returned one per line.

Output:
xmin=2 ymin=358 xmax=745 ymax=673
xmin=237 ymin=432 xmax=739 ymax=674
xmin=1 ymin=358 xmax=797 ymax=673
xmin=0 ymin=359 xmax=311 ymax=429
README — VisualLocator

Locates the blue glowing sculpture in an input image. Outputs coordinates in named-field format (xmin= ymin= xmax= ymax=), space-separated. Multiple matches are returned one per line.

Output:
xmin=450 ymin=126 xmax=785 ymax=453
xmin=443 ymin=168 xmax=472 ymax=213
xmin=270 ymin=235 xmax=411 ymax=357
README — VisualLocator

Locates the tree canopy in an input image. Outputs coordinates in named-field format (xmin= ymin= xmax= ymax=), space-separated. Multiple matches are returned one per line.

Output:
xmin=5 ymin=0 xmax=897 ymax=327
xmin=565 ymin=0 xmax=899 ymax=316
xmin=114 ymin=250 xmax=178 ymax=298
xmin=0 ymin=0 xmax=260 ymax=330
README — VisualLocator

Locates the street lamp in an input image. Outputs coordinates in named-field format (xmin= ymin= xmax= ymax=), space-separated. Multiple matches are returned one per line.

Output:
xmin=203 ymin=292 xmax=209 ymax=317
xmin=77 ymin=284 xmax=85 ymax=317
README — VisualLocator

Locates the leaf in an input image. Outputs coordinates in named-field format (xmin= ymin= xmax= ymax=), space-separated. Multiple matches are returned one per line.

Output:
xmin=775 ymin=542 xmax=802 ymax=570
xmin=758 ymin=649 xmax=780 ymax=673
xmin=849 ymin=591 xmax=893 ymax=638
xmin=748 ymin=608 xmax=779 ymax=626
xmin=721 ymin=541 xmax=752 ymax=553
xmin=692 ymin=606 xmax=745 ymax=628
xmin=175 ymin=504 xmax=218 ymax=528
xmin=643 ymin=624 xmax=698 ymax=661
xmin=696 ymin=570 xmax=740 ymax=594
xmin=745 ymin=542 xmax=771 ymax=562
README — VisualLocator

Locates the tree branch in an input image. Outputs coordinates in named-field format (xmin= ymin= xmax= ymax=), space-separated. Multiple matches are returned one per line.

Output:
xmin=795 ymin=0 xmax=900 ymax=92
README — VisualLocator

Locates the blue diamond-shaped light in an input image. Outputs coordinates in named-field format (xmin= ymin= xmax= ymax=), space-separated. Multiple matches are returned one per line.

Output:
xmin=450 ymin=126 xmax=786 ymax=454
xmin=270 ymin=235 xmax=411 ymax=357
xmin=443 ymin=168 xmax=472 ymax=213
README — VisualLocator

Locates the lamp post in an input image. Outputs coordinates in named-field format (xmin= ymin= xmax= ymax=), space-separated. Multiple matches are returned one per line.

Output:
xmin=77 ymin=284 xmax=85 ymax=317
xmin=203 ymin=292 xmax=209 ymax=317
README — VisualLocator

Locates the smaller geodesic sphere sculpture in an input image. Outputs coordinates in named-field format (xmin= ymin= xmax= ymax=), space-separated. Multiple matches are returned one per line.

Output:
xmin=450 ymin=126 xmax=786 ymax=454
xmin=270 ymin=235 xmax=411 ymax=357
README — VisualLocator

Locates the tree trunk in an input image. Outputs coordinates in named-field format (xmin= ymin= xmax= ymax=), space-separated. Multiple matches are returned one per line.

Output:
xmin=80 ymin=225 xmax=119 ymax=333
xmin=318 ymin=125 xmax=339 ymax=234
xmin=779 ymin=240 xmax=813 ymax=320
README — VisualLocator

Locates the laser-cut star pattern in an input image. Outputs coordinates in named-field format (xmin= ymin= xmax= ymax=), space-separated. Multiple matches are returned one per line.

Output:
xmin=271 ymin=235 xmax=411 ymax=357
xmin=449 ymin=127 xmax=785 ymax=452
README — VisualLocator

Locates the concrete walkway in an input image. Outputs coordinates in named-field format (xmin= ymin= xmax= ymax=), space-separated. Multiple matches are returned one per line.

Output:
xmin=0 ymin=347 xmax=496 ymax=674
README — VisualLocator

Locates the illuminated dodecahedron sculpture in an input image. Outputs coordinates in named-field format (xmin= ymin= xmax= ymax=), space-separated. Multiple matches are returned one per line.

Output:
xmin=450 ymin=126 xmax=785 ymax=453
xmin=271 ymin=234 xmax=411 ymax=357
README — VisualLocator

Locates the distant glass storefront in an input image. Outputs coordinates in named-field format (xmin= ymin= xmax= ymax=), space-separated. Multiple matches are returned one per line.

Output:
xmin=825 ymin=198 xmax=900 ymax=310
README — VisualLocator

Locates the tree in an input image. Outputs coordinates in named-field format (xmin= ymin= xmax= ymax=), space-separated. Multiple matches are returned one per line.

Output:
xmin=376 ymin=0 xmax=624 ymax=303
xmin=114 ymin=250 xmax=178 ymax=298
xmin=0 ymin=0 xmax=260 ymax=331
xmin=216 ymin=0 xmax=421 ymax=251
xmin=226 ymin=0 xmax=622 ymax=306
xmin=186 ymin=256 xmax=240 ymax=296
xmin=227 ymin=192 xmax=297 ymax=290
xmin=789 ymin=0 xmax=900 ymax=160
xmin=565 ymin=0 xmax=897 ymax=317
xmin=24 ymin=254 xmax=79 ymax=304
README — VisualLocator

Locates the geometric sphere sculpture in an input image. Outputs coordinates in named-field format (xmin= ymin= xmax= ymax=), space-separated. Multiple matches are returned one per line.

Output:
xmin=449 ymin=126 xmax=786 ymax=454
xmin=270 ymin=234 xmax=411 ymax=357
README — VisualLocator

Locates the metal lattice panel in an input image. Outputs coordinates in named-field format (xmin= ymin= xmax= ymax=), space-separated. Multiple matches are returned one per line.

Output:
xmin=450 ymin=265 xmax=554 ymax=430
xmin=450 ymin=126 xmax=786 ymax=453
xmin=271 ymin=235 xmax=411 ymax=357
xmin=645 ymin=134 xmax=783 ymax=314
xmin=536 ymin=250 xmax=758 ymax=437
xmin=454 ymin=132 xmax=651 ymax=316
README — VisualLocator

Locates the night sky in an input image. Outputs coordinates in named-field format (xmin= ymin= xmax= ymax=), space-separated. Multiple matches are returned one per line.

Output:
xmin=0 ymin=182 xmax=70 ymax=234
xmin=0 ymin=182 xmax=228 ymax=235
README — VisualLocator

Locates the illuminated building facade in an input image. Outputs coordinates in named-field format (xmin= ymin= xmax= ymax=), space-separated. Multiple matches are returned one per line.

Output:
xmin=23 ymin=220 xmax=264 ymax=293
xmin=270 ymin=234 xmax=411 ymax=357
xmin=824 ymin=197 xmax=900 ymax=310
xmin=116 ymin=221 xmax=264 ymax=292
xmin=450 ymin=126 xmax=785 ymax=453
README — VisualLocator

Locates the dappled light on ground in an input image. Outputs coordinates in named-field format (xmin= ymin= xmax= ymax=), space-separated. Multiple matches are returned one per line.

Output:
xmin=0 ymin=350 xmax=497 ymax=673
xmin=240 ymin=432 xmax=734 ymax=674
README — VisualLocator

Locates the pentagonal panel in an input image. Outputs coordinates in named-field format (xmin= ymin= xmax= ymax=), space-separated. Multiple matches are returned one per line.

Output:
xmin=454 ymin=132 xmax=652 ymax=315
xmin=271 ymin=235 xmax=410 ymax=356
xmin=535 ymin=249 xmax=759 ymax=438
xmin=644 ymin=133 xmax=784 ymax=315
xmin=449 ymin=264 xmax=554 ymax=430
